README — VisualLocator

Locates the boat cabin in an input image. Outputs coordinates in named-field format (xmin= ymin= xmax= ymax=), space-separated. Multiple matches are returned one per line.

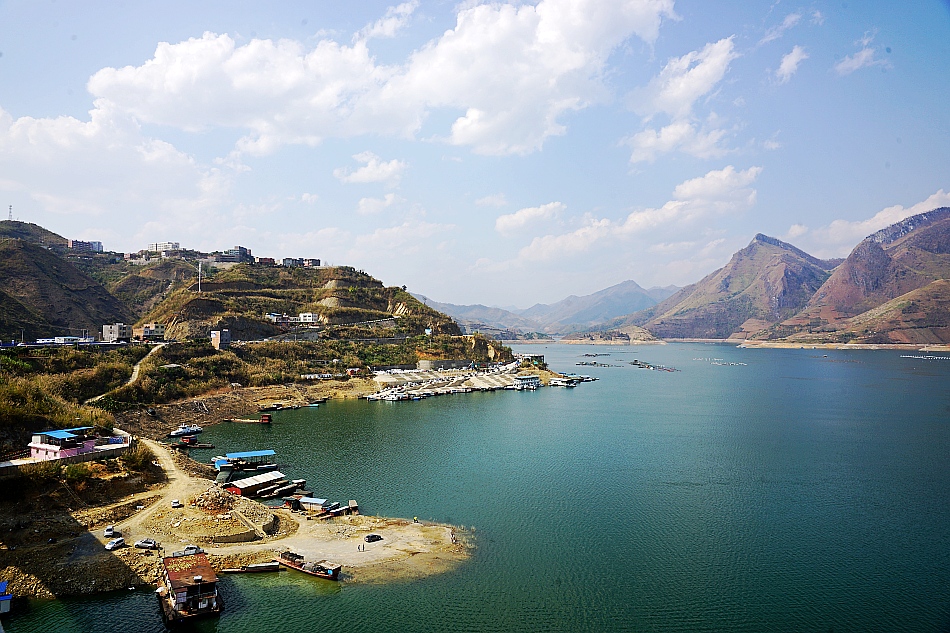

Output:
xmin=157 ymin=553 xmax=222 ymax=623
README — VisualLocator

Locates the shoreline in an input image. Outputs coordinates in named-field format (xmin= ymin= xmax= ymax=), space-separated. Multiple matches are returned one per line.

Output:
xmin=0 ymin=438 xmax=469 ymax=601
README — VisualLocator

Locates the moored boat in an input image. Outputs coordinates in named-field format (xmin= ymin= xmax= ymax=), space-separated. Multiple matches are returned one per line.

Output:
xmin=169 ymin=423 xmax=202 ymax=437
xmin=275 ymin=551 xmax=342 ymax=580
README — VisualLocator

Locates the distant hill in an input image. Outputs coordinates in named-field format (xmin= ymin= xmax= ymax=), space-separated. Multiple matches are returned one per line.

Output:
xmin=413 ymin=297 xmax=545 ymax=334
xmin=762 ymin=207 xmax=950 ymax=342
xmin=611 ymin=235 xmax=838 ymax=339
xmin=0 ymin=220 xmax=68 ymax=248
xmin=417 ymin=280 xmax=679 ymax=335
xmin=71 ymin=257 xmax=199 ymax=318
xmin=0 ymin=239 xmax=134 ymax=340
xmin=518 ymin=280 xmax=675 ymax=333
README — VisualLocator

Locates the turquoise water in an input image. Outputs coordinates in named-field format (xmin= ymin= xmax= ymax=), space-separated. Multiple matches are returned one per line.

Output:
xmin=8 ymin=344 xmax=950 ymax=632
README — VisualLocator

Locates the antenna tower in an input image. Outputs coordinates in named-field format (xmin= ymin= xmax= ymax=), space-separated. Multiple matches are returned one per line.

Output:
xmin=7 ymin=206 xmax=11 ymax=221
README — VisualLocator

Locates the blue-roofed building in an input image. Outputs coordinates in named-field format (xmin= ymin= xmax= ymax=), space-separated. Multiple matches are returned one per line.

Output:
xmin=28 ymin=426 xmax=96 ymax=461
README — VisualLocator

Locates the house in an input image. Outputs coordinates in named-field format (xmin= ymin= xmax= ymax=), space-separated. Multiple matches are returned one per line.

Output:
xmin=29 ymin=427 xmax=96 ymax=460
xmin=210 ymin=329 xmax=231 ymax=350
xmin=103 ymin=323 xmax=132 ymax=343
xmin=215 ymin=246 xmax=253 ymax=263
xmin=298 ymin=312 xmax=316 ymax=323
xmin=303 ymin=258 xmax=321 ymax=267
xmin=282 ymin=257 xmax=303 ymax=267
xmin=157 ymin=553 xmax=222 ymax=624
xmin=133 ymin=323 xmax=166 ymax=341
xmin=256 ymin=257 xmax=276 ymax=265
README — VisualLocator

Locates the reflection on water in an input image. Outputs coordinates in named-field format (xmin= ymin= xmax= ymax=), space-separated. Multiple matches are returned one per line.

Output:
xmin=10 ymin=344 xmax=950 ymax=632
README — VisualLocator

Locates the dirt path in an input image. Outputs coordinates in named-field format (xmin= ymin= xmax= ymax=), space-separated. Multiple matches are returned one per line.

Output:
xmin=85 ymin=343 xmax=166 ymax=404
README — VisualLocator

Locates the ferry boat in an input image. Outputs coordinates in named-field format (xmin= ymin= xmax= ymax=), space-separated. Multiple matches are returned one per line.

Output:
xmin=169 ymin=423 xmax=202 ymax=437
xmin=275 ymin=551 xmax=342 ymax=580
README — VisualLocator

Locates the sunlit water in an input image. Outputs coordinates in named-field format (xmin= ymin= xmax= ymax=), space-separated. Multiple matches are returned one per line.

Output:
xmin=9 ymin=344 xmax=950 ymax=632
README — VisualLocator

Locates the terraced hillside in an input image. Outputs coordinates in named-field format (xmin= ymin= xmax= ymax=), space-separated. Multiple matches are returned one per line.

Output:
xmin=143 ymin=263 xmax=461 ymax=341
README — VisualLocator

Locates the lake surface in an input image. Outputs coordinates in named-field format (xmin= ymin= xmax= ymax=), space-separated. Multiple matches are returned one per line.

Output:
xmin=9 ymin=343 xmax=950 ymax=632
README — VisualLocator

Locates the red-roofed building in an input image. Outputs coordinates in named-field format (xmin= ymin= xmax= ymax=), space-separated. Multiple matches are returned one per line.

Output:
xmin=156 ymin=553 xmax=222 ymax=623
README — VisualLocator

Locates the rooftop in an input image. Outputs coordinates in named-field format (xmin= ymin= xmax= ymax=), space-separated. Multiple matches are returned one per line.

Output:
xmin=162 ymin=553 xmax=218 ymax=590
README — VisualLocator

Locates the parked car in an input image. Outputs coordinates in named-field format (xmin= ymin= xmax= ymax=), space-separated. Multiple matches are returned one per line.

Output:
xmin=170 ymin=499 xmax=183 ymax=508
xmin=104 ymin=525 xmax=115 ymax=538
xmin=105 ymin=537 xmax=125 ymax=551
xmin=183 ymin=545 xmax=201 ymax=555
xmin=364 ymin=534 xmax=383 ymax=543
xmin=134 ymin=538 xmax=159 ymax=550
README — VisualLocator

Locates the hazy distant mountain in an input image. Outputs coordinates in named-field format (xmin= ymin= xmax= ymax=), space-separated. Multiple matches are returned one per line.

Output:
xmin=412 ymin=297 xmax=546 ymax=334
xmin=517 ymin=280 xmax=671 ymax=333
xmin=763 ymin=207 xmax=950 ymax=342
xmin=416 ymin=279 xmax=680 ymax=335
xmin=611 ymin=234 xmax=839 ymax=339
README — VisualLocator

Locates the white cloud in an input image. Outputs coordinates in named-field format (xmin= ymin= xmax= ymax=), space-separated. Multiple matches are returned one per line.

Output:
xmin=759 ymin=13 xmax=801 ymax=45
xmin=631 ymin=37 xmax=738 ymax=120
xmin=357 ymin=193 xmax=403 ymax=215
xmin=811 ymin=11 xmax=825 ymax=26
xmin=513 ymin=165 xmax=761 ymax=262
xmin=625 ymin=37 xmax=737 ymax=162
xmin=495 ymin=202 xmax=563 ymax=236
xmin=791 ymin=189 xmax=950 ymax=257
xmin=357 ymin=1 xmax=418 ymax=42
xmin=333 ymin=151 xmax=408 ymax=185
xmin=775 ymin=45 xmax=808 ymax=84
xmin=0 ymin=105 xmax=233 ymax=251
xmin=86 ymin=0 xmax=677 ymax=157
xmin=834 ymin=32 xmax=890 ymax=75
xmin=627 ymin=120 xmax=728 ymax=163
xmin=475 ymin=193 xmax=508 ymax=207
xmin=301 ymin=193 xmax=319 ymax=204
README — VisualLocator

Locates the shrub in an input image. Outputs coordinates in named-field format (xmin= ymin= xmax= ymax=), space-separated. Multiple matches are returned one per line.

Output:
xmin=120 ymin=442 xmax=155 ymax=472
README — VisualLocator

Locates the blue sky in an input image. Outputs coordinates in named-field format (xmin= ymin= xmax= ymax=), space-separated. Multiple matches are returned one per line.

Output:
xmin=1 ymin=0 xmax=949 ymax=306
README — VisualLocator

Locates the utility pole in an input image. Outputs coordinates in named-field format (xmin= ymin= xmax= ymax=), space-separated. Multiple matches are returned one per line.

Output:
xmin=198 ymin=261 xmax=202 ymax=293
xmin=7 ymin=205 xmax=11 ymax=221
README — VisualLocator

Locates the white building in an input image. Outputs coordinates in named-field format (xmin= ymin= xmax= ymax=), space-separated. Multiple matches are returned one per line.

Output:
xmin=148 ymin=241 xmax=180 ymax=252
xmin=103 ymin=323 xmax=133 ymax=342
xmin=298 ymin=313 xmax=316 ymax=323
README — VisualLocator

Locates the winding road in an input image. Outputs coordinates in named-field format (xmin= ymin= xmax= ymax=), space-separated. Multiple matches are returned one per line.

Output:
xmin=84 ymin=343 xmax=165 ymax=404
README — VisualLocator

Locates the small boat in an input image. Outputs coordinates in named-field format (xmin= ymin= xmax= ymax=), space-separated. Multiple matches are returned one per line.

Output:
xmin=169 ymin=423 xmax=202 ymax=437
xmin=219 ymin=562 xmax=281 ymax=574
xmin=275 ymin=552 xmax=341 ymax=580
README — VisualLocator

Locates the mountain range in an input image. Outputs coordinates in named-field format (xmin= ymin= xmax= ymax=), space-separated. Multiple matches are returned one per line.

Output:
xmin=4 ymin=206 xmax=950 ymax=345
xmin=416 ymin=280 xmax=678 ymax=336
xmin=426 ymin=206 xmax=950 ymax=345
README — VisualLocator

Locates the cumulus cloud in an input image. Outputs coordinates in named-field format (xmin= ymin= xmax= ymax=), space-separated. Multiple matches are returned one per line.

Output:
xmin=627 ymin=120 xmax=728 ymax=163
xmin=86 ymin=0 xmax=677 ymax=156
xmin=775 ymin=45 xmax=808 ymax=84
xmin=791 ymin=189 xmax=950 ymax=257
xmin=834 ymin=31 xmax=890 ymax=75
xmin=759 ymin=13 xmax=801 ymax=45
xmin=357 ymin=193 xmax=403 ymax=215
xmin=357 ymin=1 xmax=418 ymax=41
xmin=333 ymin=151 xmax=407 ymax=184
xmin=515 ymin=165 xmax=761 ymax=261
xmin=0 ymin=104 xmax=232 ymax=251
xmin=495 ymin=202 xmax=563 ymax=236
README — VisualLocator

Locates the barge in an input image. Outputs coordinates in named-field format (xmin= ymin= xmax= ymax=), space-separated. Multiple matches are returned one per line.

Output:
xmin=275 ymin=551 xmax=342 ymax=580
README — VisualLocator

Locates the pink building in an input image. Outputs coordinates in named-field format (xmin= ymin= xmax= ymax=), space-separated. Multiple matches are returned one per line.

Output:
xmin=28 ymin=427 xmax=97 ymax=461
